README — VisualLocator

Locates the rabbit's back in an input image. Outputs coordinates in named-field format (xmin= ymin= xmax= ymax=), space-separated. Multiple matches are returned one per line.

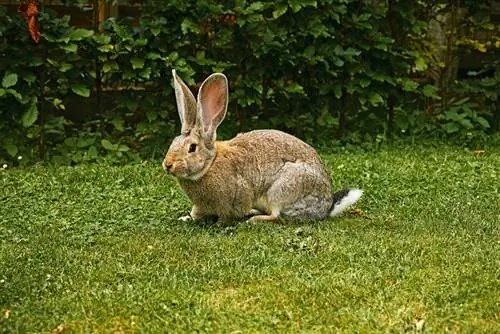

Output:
xmin=231 ymin=129 xmax=322 ymax=161
xmin=226 ymin=129 xmax=327 ymax=176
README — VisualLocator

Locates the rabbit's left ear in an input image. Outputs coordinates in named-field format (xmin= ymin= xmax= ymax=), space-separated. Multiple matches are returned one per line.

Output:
xmin=172 ymin=69 xmax=197 ymax=135
xmin=197 ymin=73 xmax=228 ymax=140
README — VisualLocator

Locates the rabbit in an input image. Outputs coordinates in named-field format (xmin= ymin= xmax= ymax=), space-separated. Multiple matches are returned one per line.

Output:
xmin=163 ymin=70 xmax=363 ymax=222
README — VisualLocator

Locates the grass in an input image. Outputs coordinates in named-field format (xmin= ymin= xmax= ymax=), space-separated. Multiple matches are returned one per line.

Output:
xmin=0 ymin=145 xmax=498 ymax=333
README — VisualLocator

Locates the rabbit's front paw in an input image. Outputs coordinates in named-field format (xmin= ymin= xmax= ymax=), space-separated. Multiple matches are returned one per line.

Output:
xmin=188 ymin=205 xmax=207 ymax=221
xmin=178 ymin=215 xmax=192 ymax=222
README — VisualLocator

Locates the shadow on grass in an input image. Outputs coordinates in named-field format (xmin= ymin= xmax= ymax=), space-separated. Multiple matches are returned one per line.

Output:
xmin=179 ymin=209 xmax=371 ymax=234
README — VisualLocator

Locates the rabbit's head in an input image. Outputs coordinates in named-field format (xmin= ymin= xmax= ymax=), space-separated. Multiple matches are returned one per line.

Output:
xmin=163 ymin=70 xmax=228 ymax=180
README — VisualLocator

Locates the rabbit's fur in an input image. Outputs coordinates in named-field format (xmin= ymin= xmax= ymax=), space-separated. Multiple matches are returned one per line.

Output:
xmin=163 ymin=70 xmax=362 ymax=222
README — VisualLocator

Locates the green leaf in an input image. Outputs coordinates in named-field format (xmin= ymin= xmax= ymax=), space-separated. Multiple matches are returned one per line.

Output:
xmin=286 ymin=82 xmax=305 ymax=95
xmin=112 ymin=22 xmax=130 ymax=40
xmin=333 ymin=85 xmax=342 ymax=99
xmin=103 ymin=61 xmax=118 ymax=73
xmin=117 ymin=144 xmax=130 ymax=152
xmin=422 ymin=84 xmax=438 ymax=98
xmin=2 ymin=140 xmax=17 ymax=157
xmin=21 ymin=101 xmax=38 ymax=127
xmin=272 ymin=5 xmax=288 ymax=19
xmin=64 ymin=137 xmax=78 ymax=147
xmin=93 ymin=34 xmax=111 ymax=44
xmin=135 ymin=38 xmax=148 ymax=46
xmin=248 ymin=2 xmax=265 ymax=11
xmin=101 ymin=139 xmax=117 ymax=151
xmin=111 ymin=117 xmax=125 ymax=131
xmin=71 ymin=84 xmax=90 ymax=97
xmin=145 ymin=52 xmax=162 ymax=60
xmin=146 ymin=111 xmax=157 ymax=122
xmin=415 ymin=57 xmax=428 ymax=71
xmin=51 ymin=98 xmax=66 ymax=110
xmin=77 ymin=138 xmax=95 ymax=148
xmin=2 ymin=73 xmax=18 ymax=88
xmin=68 ymin=28 xmax=94 ymax=41
xmin=396 ymin=117 xmax=409 ymax=131
xmin=181 ymin=19 xmax=200 ymax=34
xmin=371 ymin=72 xmax=390 ymax=82
xmin=59 ymin=63 xmax=73 ymax=72
xmin=63 ymin=43 xmax=78 ymax=53
xmin=168 ymin=52 xmax=179 ymax=61
xmin=88 ymin=145 xmax=98 ymax=159
xmin=443 ymin=122 xmax=459 ymax=133
xmin=140 ymin=68 xmax=151 ymax=79
xmin=374 ymin=43 xmax=388 ymax=51
xmin=103 ymin=63 xmax=112 ymax=73
xmin=453 ymin=97 xmax=470 ymax=106
xmin=23 ymin=74 xmax=37 ymax=85
xmin=304 ymin=45 xmax=315 ymax=57
xmin=343 ymin=47 xmax=361 ymax=57
xmin=131 ymin=57 xmax=145 ymax=69
xmin=334 ymin=58 xmax=344 ymax=67
xmin=289 ymin=0 xmax=302 ymax=12
xmin=400 ymin=78 xmax=419 ymax=92
xmin=368 ymin=93 xmax=384 ymax=106
xmin=484 ymin=90 xmax=497 ymax=100
xmin=5 ymin=89 xmax=22 ymax=101
xmin=98 ymin=44 xmax=114 ymax=53
xmin=28 ymin=57 xmax=43 ymax=67
xmin=445 ymin=110 xmax=461 ymax=122
xmin=125 ymin=99 xmax=138 ymax=111
xmin=46 ymin=58 xmax=60 ymax=67
xmin=476 ymin=117 xmax=490 ymax=129
xmin=359 ymin=79 xmax=371 ymax=88
xmin=303 ymin=0 xmax=318 ymax=8
xmin=459 ymin=119 xmax=474 ymax=129
xmin=151 ymin=27 xmax=161 ymax=36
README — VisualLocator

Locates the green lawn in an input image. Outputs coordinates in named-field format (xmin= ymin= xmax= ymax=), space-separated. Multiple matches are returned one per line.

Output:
xmin=1 ymin=146 xmax=498 ymax=333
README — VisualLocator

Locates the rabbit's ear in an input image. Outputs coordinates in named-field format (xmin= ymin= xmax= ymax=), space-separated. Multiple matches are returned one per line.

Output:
xmin=172 ymin=70 xmax=197 ymax=134
xmin=197 ymin=73 xmax=228 ymax=140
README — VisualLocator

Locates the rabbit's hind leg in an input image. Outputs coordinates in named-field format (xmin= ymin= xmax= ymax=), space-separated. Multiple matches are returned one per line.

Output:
xmin=246 ymin=208 xmax=281 ymax=223
xmin=267 ymin=162 xmax=332 ymax=221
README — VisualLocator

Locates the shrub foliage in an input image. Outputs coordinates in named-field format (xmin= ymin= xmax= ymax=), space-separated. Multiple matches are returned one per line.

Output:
xmin=0 ymin=0 xmax=499 ymax=164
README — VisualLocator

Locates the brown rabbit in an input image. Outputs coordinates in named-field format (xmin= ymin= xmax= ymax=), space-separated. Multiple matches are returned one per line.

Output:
xmin=163 ymin=70 xmax=362 ymax=222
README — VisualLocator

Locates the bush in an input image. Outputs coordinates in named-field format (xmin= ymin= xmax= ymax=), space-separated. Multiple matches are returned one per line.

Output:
xmin=0 ymin=1 xmax=498 ymax=165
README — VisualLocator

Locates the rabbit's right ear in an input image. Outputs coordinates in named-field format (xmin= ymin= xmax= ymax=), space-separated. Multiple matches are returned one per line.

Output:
xmin=197 ymin=73 xmax=228 ymax=141
xmin=172 ymin=70 xmax=197 ymax=134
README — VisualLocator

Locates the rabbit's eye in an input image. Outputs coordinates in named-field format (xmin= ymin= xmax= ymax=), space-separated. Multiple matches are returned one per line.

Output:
xmin=188 ymin=143 xmax=197 ymax=153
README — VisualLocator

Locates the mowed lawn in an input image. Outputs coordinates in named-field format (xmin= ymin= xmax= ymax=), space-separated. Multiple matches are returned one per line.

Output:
xmin=0 ymin=146 xmax=498 ymax=333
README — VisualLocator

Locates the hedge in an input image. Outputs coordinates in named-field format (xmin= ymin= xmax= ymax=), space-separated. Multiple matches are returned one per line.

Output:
xmin=0 ymin=0 xmax=498 ymax=165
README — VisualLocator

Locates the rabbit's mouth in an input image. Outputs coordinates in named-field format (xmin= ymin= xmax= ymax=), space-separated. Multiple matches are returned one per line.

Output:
xmin=164 ymin=161 xmax=184 ymax=177
xmin=162 ymin=158 xmax=174 ymax=173
xmin=163 ymin=158 xmax=185 ymax=177
xmin=163 ymin=155 xmax=186 ymax=175
xmin=164 ymin=161 xmax=198 ymax=180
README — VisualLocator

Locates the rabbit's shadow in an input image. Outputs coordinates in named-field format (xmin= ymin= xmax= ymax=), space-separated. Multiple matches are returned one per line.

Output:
xmin=185 ymin=215 xmax=246 ymax=230
xmin=182 ymin=214 xmax=365 ymax=235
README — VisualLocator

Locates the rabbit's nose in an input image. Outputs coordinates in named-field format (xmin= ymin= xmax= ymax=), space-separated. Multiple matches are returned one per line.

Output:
xmin=163 ymin=157 xmax=174 ymax=171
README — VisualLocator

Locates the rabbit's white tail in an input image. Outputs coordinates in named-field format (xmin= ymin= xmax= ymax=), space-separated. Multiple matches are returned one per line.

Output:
xmin=329 ymin=188 xmax=363 ymax=217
